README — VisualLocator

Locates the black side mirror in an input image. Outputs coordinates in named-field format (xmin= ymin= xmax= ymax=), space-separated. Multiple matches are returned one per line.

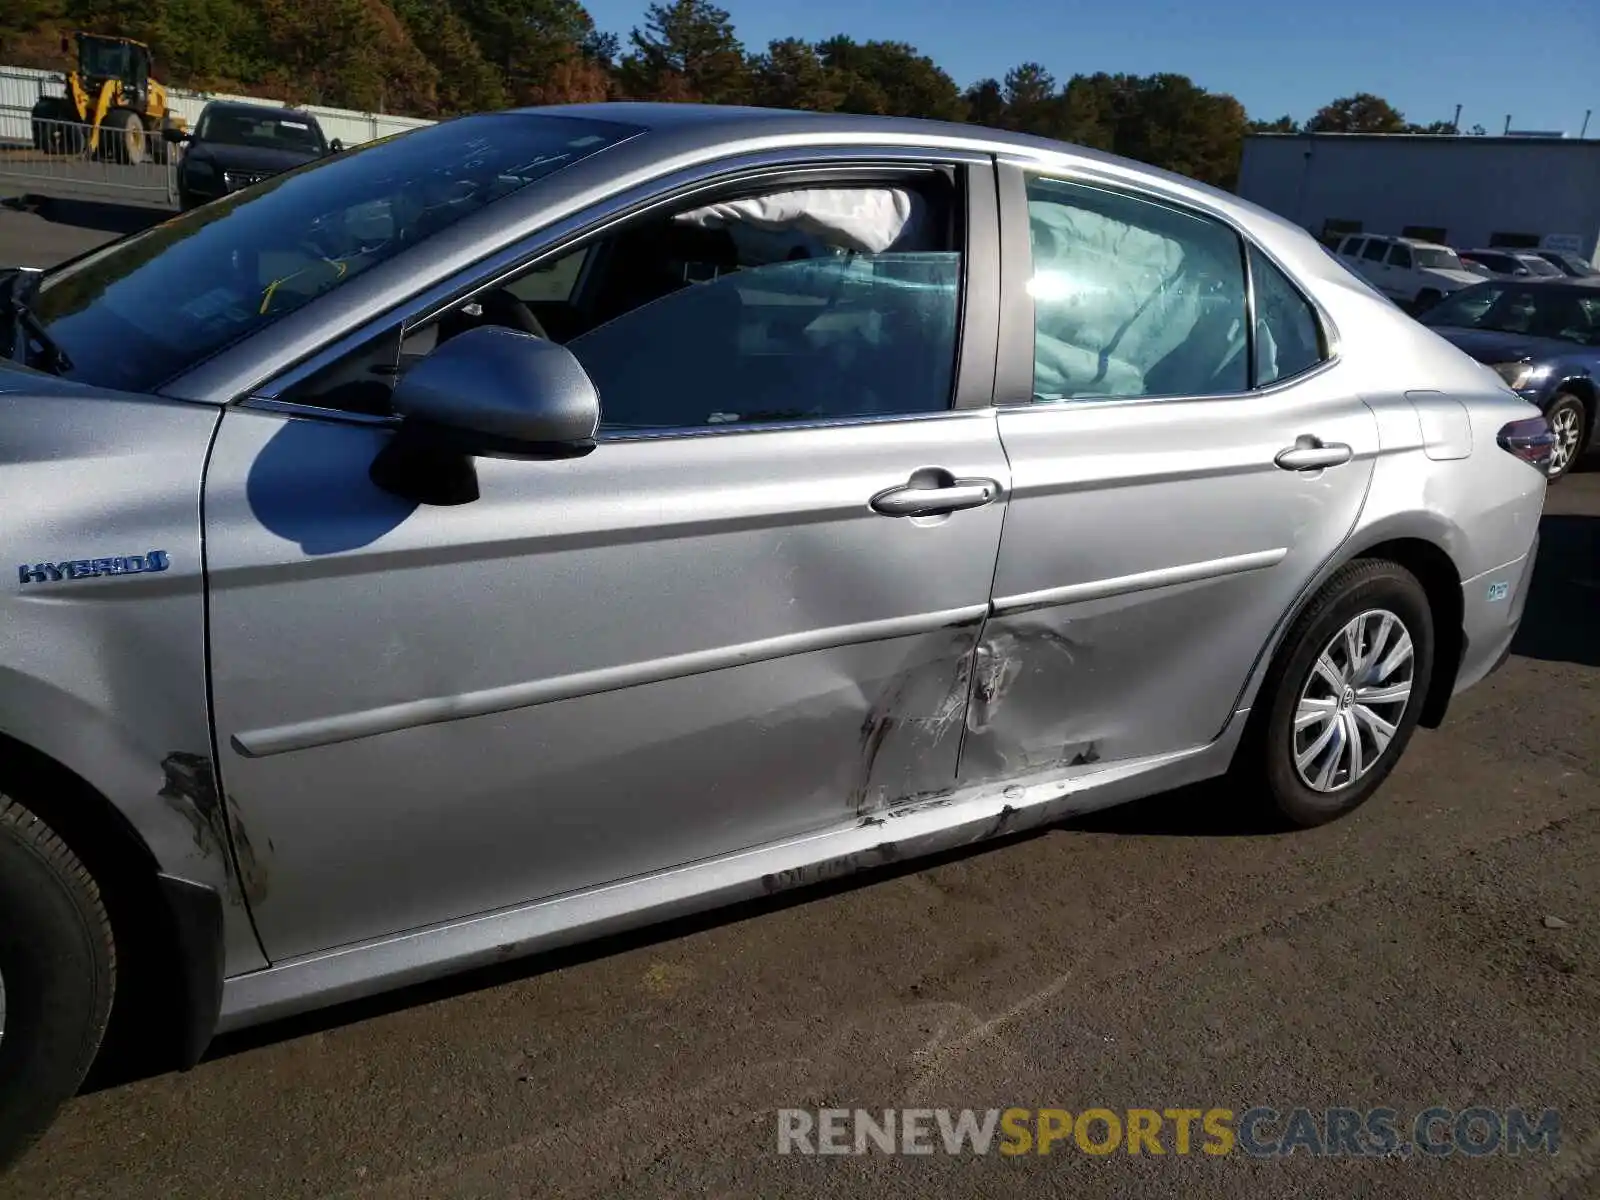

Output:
xmin=162 ymin=126 xmax=189 ymax=144
xmin=328 ymin=138 xmax=344 ymax=154
xmin=371 ymin=326 xmax=600 ymax=505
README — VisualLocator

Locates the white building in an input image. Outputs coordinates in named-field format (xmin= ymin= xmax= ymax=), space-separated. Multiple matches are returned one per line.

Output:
xmin=1237 ymin=133 xmax=1600 ymax=265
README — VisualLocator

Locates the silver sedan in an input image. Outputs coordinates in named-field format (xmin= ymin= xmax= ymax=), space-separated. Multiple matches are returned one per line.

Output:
xmin=0 ymin=104 xmax=1549 ymax=1166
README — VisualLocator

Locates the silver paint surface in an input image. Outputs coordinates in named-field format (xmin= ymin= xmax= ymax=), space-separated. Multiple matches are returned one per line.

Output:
xmin=0 ymin=375 xmax=267 ymax=972
xmin=204 ymin=407 xmax=1011 ymax=958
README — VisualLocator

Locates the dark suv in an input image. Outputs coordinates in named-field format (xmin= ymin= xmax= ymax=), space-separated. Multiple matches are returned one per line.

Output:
xmin=169 ymin=101 xmax=341 ymax=210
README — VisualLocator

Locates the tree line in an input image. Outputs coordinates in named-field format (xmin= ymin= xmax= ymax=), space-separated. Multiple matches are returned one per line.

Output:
xmin=1 ymin=0 xmax=1471 ymax=189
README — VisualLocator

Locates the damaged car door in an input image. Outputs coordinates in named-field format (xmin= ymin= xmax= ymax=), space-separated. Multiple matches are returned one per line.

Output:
xmin=964 ymin=164 xmax=1379 ymax=782
xmin=202 ymin=154 xmax=1011 ymax=961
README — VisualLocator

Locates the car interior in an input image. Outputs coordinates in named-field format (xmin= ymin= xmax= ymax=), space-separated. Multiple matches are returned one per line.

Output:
xmin=289 ymin=171 xmax=964 ymax=424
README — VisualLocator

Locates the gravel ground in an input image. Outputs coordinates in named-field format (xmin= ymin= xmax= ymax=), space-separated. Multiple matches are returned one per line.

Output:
xmin=1 ymin=203 xmax=1596 ymax=1200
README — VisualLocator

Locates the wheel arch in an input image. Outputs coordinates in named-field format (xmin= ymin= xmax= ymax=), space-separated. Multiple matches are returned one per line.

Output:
xmin=0 ymin=683 xmax=239 ymax=1071
xmin=1227 ymin=522 xmax=1468 ymax=741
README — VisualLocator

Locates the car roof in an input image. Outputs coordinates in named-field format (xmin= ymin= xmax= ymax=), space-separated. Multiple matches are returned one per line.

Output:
xmin=201 ymin=100 xmax=320 ymax=124
xmin=515 ymin=102 xmax=1278 ymax=217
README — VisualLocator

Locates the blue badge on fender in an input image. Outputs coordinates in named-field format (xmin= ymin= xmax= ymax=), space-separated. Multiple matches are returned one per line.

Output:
xmin=17 ymin=551 xmax=170 ymax=585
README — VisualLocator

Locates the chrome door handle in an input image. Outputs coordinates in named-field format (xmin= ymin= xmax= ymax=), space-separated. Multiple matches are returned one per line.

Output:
xmin=1275 ymin=436 xmax=1353 ymax=471
xmin=871 ymin=478 xmax=999 ymax=517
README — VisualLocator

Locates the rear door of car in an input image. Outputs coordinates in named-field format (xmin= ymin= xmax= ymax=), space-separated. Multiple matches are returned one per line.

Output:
xmin=202 ymin=149 xmax=1013 ymax=961
xmin=964 ymin=159 xmax=1380 ymax=784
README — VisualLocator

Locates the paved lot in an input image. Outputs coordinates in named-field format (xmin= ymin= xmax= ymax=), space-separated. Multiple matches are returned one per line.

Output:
xmin=2 ymin=206 xmax=1597 ymax=1199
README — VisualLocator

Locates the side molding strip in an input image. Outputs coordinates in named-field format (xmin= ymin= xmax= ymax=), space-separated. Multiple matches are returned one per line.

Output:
xmin=991 ymin=547 xmax=1288 ymax=616
xmin=233 ymin=603 xmax=990 ymax=758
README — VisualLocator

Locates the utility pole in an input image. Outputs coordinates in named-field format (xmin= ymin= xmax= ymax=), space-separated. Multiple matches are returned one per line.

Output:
xmin=1582 ymin=109 xmax=1593 ymax=139
xmin=1452 ymin=103 xmax=1461 ymax=133
xmin=1503 ymin=114 xmax=1511 ymax=135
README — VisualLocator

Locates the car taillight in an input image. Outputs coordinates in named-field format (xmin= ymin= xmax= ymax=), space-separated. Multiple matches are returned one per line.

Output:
xmin=1497 ymin=416 xmax=1556 ymax=474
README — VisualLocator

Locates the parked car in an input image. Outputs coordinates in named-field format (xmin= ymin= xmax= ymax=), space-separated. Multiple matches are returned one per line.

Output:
xmin=1457 ymin=248 xmax=1565 ymax=280
xmin=1333 ymin=233 xmax=1482 ymax=310
xmin=1533 ymin=249 xmax=1600 ymax=279
xmin=1419 ymin=278 xmax=1600 ymax=480
xmin=0 ymin=105 xmax=1550 ymax=1166
xmin=169 ymin=100 xmax=342 ymax=211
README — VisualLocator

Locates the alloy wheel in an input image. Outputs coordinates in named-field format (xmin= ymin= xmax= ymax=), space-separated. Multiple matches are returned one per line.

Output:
xmin=1548 ymin=403 xmax=1582 ymax=477
xmin=1293 ymin=608 xmax=1415 ymax=792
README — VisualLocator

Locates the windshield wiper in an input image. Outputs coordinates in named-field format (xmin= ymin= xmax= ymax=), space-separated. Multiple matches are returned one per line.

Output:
xmin=0 ymin=267 xmax=72 ymax=375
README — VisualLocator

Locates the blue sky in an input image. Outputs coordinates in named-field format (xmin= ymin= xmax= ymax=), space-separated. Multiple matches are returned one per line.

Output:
xmin=583 ymin=0 xmax=1600 ymax=133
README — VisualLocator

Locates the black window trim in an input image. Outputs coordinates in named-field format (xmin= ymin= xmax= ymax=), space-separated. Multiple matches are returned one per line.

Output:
xmin=993 ymin=156 xmax=1336 ymax=409
xmin=245 ymin=148 xmax=1001 ymax=437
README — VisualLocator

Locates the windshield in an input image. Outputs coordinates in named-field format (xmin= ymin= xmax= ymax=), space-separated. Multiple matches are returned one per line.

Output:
xmin=30 ymin=112 xmax=640 ymax=393
xmin=1520 ymin=256 xmax=1563 ymax=278
xmin=78 ymin=39 xmax=131 ymax=79
xmin=1421 ymin=283 xmax=1600 ymax=344
xmin=197 ymin=107 xmax=325 ymax=154
xmin=1413 ymin=248 xmax=1461 ymax=269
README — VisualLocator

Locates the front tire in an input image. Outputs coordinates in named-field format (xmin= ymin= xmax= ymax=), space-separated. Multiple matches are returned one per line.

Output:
xmin=0 ymin=798 xmax=116 ymax=1169
xmin=98 ymin=108 xmax=145 ymax=164
xmin=1544 ymin=391 xmax=1588 ymax=483
xmin=1240 ymin=559 xmax=1435 ymax=828
xmin=1414 ymin=287 xmax=1442 ymax=312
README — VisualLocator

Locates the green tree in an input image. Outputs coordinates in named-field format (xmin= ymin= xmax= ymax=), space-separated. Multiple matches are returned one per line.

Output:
xmin=816 ymin=36 xmax=965 ymax=121
xmin=964 ymin=77 xmax=1006 ymax=128
xmin=619 ymin=0 xmax=750 ymax=103
xmin=257 ymin=0 xmax=438 ymax=112
xmin=751 ymin=38 xmax=841 ymax=111
xmin=453 ymin=0 xmax=600 ymax=104
xmin=391 ymin=0 xmax=506 ymax=114
xmin=1249 ymin=114 xmax=1299 ymax=133
xmin=1306 ymin=92 xmax=1407 ymax=133
xmin=999 ymin=61 xmax=1056 ymax=133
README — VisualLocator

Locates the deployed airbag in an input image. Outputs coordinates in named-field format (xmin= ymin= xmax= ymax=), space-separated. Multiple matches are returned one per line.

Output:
xmin=675 ymin=187 xmax=929 ymax=255
xmin=1028 ymin=200 xmax=1240 ymax=399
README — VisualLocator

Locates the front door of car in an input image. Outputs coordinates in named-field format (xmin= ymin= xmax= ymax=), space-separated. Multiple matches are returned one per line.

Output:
xmin=203 ymin=157 xmax=1011 ymax=961
xmin=960 ymin=164 xmax=1379 ymax=784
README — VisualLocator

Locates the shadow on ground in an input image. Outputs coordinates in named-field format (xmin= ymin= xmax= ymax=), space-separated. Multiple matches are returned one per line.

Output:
xmin=1 ymin=194 xmax=168 ymax=236
xmin=1510 ymin=507 xmax=1598 ymax=669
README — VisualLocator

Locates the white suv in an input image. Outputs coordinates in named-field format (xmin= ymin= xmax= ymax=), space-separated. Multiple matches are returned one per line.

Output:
xmin=1334 ymin=234 xmax=1483 ymax=310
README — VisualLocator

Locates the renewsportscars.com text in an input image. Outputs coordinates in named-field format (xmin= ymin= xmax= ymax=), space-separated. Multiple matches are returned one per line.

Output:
xmin=776 ymin=1106 xmax=1562 ymax=1158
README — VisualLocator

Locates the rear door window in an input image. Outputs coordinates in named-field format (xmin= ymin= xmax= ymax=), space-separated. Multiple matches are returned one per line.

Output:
xmin=1024 ymin=174 xmax=1249 ymax=400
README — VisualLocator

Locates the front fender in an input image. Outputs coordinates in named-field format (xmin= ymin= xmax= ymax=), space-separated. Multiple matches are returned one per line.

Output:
xmin=0 ymin=387 xmax=267 ymax=976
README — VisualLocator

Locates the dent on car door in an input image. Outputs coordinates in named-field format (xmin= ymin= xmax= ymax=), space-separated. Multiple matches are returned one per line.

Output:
xmin=202 ymin=158 xmax=1011 ymax=962
xmin=963 ymin=164 xmax=1379 ymax=785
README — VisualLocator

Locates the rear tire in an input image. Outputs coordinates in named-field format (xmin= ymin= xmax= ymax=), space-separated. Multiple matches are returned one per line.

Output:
xmin=1235 ymin=559 xmax=1435 ymax=828
xmin=0 ymin=798 xmax=116 ymax=1169
xmin=1544 ymin=391 xmax=1588 ymax=483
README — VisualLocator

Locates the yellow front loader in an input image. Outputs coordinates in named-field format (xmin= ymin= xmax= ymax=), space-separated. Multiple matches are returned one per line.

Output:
xmin=29 ymin=33 xmax=188 ymax=163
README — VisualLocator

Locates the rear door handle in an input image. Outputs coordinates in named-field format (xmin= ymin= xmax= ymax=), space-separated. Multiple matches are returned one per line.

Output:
xmin=871 ymin=476 xmax=999 ymax=518
xmin=1275 ymin=436 xmax=1353 ymax=472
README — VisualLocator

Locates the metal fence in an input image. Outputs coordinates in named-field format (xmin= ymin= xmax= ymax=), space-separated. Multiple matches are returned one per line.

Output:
xmin=0 ymin=114 xmax=181 ymax=207
xmin=1 ymin=63 xmax=436 ymax=208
